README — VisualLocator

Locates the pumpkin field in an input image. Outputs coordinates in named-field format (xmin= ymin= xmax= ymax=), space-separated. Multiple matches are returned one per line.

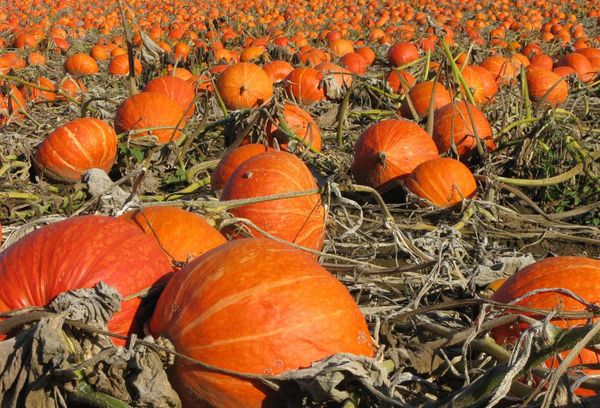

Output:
xmin=0 ymin=0 xmax=599 ymax=406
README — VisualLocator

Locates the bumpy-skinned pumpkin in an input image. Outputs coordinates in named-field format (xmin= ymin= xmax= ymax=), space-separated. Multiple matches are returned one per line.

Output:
xmin=220 ymin=151 xmax=325 ymax=251
xmin=284 ymin=67 xmax=325 ymax=105
xmin=215 ymin=62 xmax=273 ymax=110
xmin=526 ymin=67 xmax=569 ymax=107
xmin=144 ymin=75 xmax=196 ymax=118
xmin=266 ymin=103 xmax=322 ymax=153
xmin=120 ymin=206 xmax=226 ymax=263
xmin=432 ymin=101 xmax=496 ymax=156
xmin=405 ymin=157 xmax=477 ymax=207
xmin=492 ymin=256 xmax=600 ymax=395
xmin=352 ymin=119 xmax=439 ymax=189
xmin=114 ymin=92 xmax=186 ymax=144
xmin=400 ymin=81 xmax=452 ymax=119
xmin=149 ymin=238 xmax=374 ymax=408
xmin=0 ymin=216 xmax=173 ymax=339
xmin=64 ymin=53 xmax=99 ymax=76
xmin=35 ymin=118 xmax=118 ymax=183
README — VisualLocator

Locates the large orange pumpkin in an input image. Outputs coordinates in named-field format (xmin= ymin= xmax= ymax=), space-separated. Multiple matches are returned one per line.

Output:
xmin=400 ymin=81 xmax=452 ymax=119
xmin=262 ymin=60 xmax=294 ymax=83
xmin=559 ymin=53 xmax=596 ymax=83
xmin=35 ymin=118 xmax=118 ymax=183
xmin=526 ymin=67 xmax=569 ymax=107
xmin=480 ymin=55 xmax=517 ymax=85
xmin=144 ymin=75 xmax=196 ymax=118
xmin=352 ymin=119 xmax=439 ymax=189
xmin=64 ymin=53 xmax=99 ymax=76
xmin=432 ymin=101 xmax=496 ymax=156
xmin=220 ymin=151 xmax=325 ymax=251
xmin=266 ymin=103 xmax=322 ymax=152
xmin=114 ymin=92 xmax=186 ymax=144
xmin=215 ymin=62 xmax=273 ymax=110
xmin=385 ymin=70 xmax=416 ymax=94
xmin=108 ymin=54 xmax=143 ymax=76
xmin=120 ymin=206 xmax=226 ymax=263
xmin=211 ymin=144 xmax=274 ymax=191
xmin=387 ymin=42 xmax=419 ymax=67
xmin=0 ymin=216 xmax=173 ymax=339
xmin=283 ymin=67 xmax=325 ymax=105
xmin=149 ymin=238 xmax=374 ymax=408
xmin=492 ymin=256 xmax=600 ymax=395
xmin=405 ymin=157 xmax=477 ymax=207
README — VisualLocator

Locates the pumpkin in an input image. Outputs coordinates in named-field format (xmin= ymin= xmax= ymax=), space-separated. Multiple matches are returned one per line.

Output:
xmin=120 ymin=206 xmax=226 ymax=263
xmin=35 ymin=118 xmax=118 ymax=183
xmin=492 ymin=256 xmax=600 ymax=395
xmin=149 ymin=238 xmax=374 ymax=408
xmin=144 ymin=76 xmax=196 ymax=118
xmin=329 ymin=38 xmax=354 ymax=57
xmin=215 ymin=62 xmax=273 ymax=110
xmin=220 ymin=151 xmax=325 ymax=251
xmin=352 ymin=119 xmax=439 ymax=189
xmin=262 ymin=60 xmax=294 ymax=83
xmin=57 ymin=76 xmax=87 ymax=101
xmin=108 ymin=54 xmax=143 ymax=76
xmin=480 ymin=55 xmax=517 ymax=85
xmin=315 ymin=62 xmax=353 ymax=89
xmin=64 ymin=53 xmax=99 ymax=76
xmin=340 ymin=52 xmax=369 ymax=75
xmin=266 ymin=103 xmax=322 ymax=153
xmin=0 ymin=85 xmax=27 ymax=125
xmin=211 ymin=144 xmax=274 ymax=191
xmin=529 ymin=53 xmax=554 ymax=71
xmin=405 ymin=157 xmax=477 ymax=207
xmin=90 ymin=45 xmax=109 ymax=61
xmin=284 ymin=67 xmax=325 ymax=105
xmin=27 ymin=51 xmax=46 ymax=66
xmin=0 ymin=216 xmax=173 ymax=339
xmin=526 ymin=67 xmax=569 ymax=107
xmin=559 ymin=53 xmax=596 ymax=83
xmin=400 ymin=81 xmax=452 ymax=119
xmin=459 ymin=66 xmax=488 ymax=105
xmin=357 ymin=46 xmax=376 ymax=65
xmin=387 ymin=42 xmax=419 ymax=67
xmin=385 ymin=69 xmax=416 ymax=94
xmin=553 ymin=66 xmax=576 ymax=78
xmin=432 ymin=101 xmax=496 ymax=156
xmin=470 ymin=65 xmax=498 ymax=101
xmin=23 ymin=76 xmax=56 ymax=103
xmin=114 ymin=92 xmax=186 ymax=144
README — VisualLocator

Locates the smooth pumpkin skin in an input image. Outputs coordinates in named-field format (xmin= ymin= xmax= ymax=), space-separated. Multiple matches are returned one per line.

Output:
xmin=63 ymin=53 xmax=98 ymax=76
xmin=108 ymin=54 xmax=142 ymax=76
xmin=149 ymin=238 xmax=374 ymax=408
xmin=560 ymin=52 xmax=595 ymax=83
xmin=266 ymin=103 xmax=322 ymax=153
xmin=211 ymin=144 xmax=274 ymax=191
xmin=0 ymin=216 xmax=173 ymax=339
xmin=432 ymin=101 xmax=496 ymax=156
xmin=400 ymin=81 xmax=452 ymax=119
xmin=404 ymin=157 xmax=477 ymax=207
xmin=220 ymin=151 xmax=325 ymax=251
xmin=35 ymin=117 xmax=117 ymax=183
xmin=144 ymin=75 xmax=196 ymax=118
xmin=340 ymin=52 xmax=369 ymax=75
xmin=492 ymin=256 xmax=600 ymax=394
xmin=114 ymin=91 xmax=186 ymax=144
xmin=387 ymin=41 xmax=419 ymax=67
xmin=526 ymin=67 xmax=569 ymax=107
xmin=284 ymin=67 xmax=325 ymax=105
xmin=315 ymin=61 xmax=353 ymax=88
xmin=470 ymin=65 xmax=498 ymax=101
xmin=460 ymin=66 xmax=488 ymax=105
xmin=480 ymin=55 xmax=517 ymax=85
xmin=215 ymin=62 xmax=273 ymax=110
xmin=23 ymin=76 xmax=56 ymax=103
xmin=120 ymin=206 xmax=227 ymax=263
xmin=385 ymin=69 xmax=416 ymax=94
xmin=352 ymin=119 xmax=439 ymax=189
xmin=262 ymin=60 xmax=293 ymax=83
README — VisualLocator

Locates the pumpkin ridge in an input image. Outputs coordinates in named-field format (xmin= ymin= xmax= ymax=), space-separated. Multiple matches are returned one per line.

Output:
xmin=177 ymin=274 xmax=327 ymax=338
xmin=89 ymin=118 xmax=112 ymax=166
xmin=40 ymin=141 xmax=81 ymax=177
xmin=63 ymin=126 xmax=96 ymax=167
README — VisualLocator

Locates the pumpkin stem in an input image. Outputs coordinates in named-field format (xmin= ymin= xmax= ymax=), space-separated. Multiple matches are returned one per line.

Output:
xmin=376 ymin=152 xmax=387 ymax=166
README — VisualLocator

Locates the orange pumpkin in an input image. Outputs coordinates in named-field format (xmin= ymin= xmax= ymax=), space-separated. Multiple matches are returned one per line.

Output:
xmin=211 ymin=144 xmax=274 ymax=191
xmin=215 ymin=62 xmax=273 ymax=110
xmin=114 ymin=92 xmax=186 ymax=144
xmin=352 ymin=119 xmax=439 ymax=189
xmin=23 ymin=76 xmax=56 ymax=103
xmin=559 ymin=53 xmax=596 ymax=83
xmin=144 ymin=76 xmax=196 ymax=118
xmin=220 ymin=151 xmax=325 ymax=251
xmin=120 ymin=206 xmax=226 ymax=263
xmin=340 ymin=52 xmax=369 ymax=75
xmin=266 ymin=103 xmax=322 ymax=152
xmin=405 ymin=157 xmax=477 ymax=207
xmin=108 ymin=54 xmax=142 ymax=76
xmin=480 ymin=55 xmax=517 ymax=85
xmin=262 ymin=60 xmax=294 ymax=83
xmin=526 ymin=67 xmax=569 ymax=107
xmin=385 ymin=70 xmax=416 ymax=94
xmin=0 ymin=85 xmax=27 ymax=125
xmin=284 ymin=67 xmax=325 ymax=105
xmin=34 ymin=118 xmax=117 ymax=183
xmin=149 ymin=238 xmax=374 ymax=407
xmin=57 ymin=77 xmax=87 ymax=101
xmin=387 ymin=42 xmax=419 ymax=67
xmin=432 ymin=101 xmax=496 ymax=156
xmin=64 ymin=53 xmax=99 ymax=76
xmin=460 ymin=66 xmax=489 ymax=105
xmin=400 ymin=81 xmax=452 ymax=119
